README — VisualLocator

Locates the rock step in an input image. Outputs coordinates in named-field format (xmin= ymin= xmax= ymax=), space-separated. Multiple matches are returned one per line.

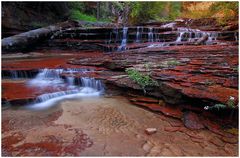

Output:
xmin=63 ymin=27 xmax=173 ymax=33
xmin=131 ymin=101 xmax=183 ymax=119
xmin=129 ymin=96 xmax=159 ymax=103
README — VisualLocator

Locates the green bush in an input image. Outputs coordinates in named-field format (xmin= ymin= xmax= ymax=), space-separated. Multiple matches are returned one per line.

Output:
xmin=129 ymin=2 xmax=181 ymax=24
xmin=70 ymin=10 xmax=97 ymax=22
xmin=126 ymin=69 xmax=158 ymax=94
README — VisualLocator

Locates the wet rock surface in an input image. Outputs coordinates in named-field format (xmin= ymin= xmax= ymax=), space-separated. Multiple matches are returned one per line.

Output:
xmin=2 ymin=96 xmax=238 ymax=156
xmin=70 ymin=45 xmax=238 ymax=106
xmin=183 ymin=111 xmax=205 ymax=129
xmin=1 ymin=19 xmax=239 ymax=156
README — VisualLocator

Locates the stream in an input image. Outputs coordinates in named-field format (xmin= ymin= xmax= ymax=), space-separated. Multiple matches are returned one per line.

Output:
xmin=2 ymin=21 xmax=238 ymax=156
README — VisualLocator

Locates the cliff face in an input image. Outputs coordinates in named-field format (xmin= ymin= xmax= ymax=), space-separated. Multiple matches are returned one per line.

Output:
xmin=2 ymin=2 xmax=70 ymax=37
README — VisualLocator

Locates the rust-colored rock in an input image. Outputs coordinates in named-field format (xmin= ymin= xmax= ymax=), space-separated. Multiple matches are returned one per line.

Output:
xmin=183 ymin=111 xmax=205 ymax=130
xmin=209 ymin=137 xmax=226 ymax=147
xmin=164 ymin=127 xmax=180 ymax=132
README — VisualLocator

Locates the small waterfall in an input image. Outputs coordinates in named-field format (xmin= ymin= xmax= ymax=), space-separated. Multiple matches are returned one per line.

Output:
xmin=27 ymin=68 xmax=64 ymax=87
xmin=176 ymin=32 xmax=185 ymax=42
xmin=118 ymin=27 xmax=128 ymax=51
xmin=8 ymin=70 xmax=31 ymax=79
xmin=27 ymin=68 xmax=93 ymax=87
xmin=2 ymin=70 xmax=39 ymax=80
xmin=148 ymin=27 xmax=154 ymax=42
xmin=175 ymin=27 xmax=218 ymax=44
xmin=113 ymin=28 xmax=119 ymax=44
xmin=108 ymin=32 xmax=112 ymax=44
xmin=35 ymin=89 xmax=80 ymax=103
xmin=66 ymin=76 xmax=75 ymax=86
xmin=26 ymin=68 xmax=105 ymax=110
xmin=206 ymin=32 xmax=218 ymax=45
xmin=28 ymin=88 xmax=102 ymax=110
xmin=135 ymin=26 xmax=143 ymax=43
xmin=234 ymin=32 xmax=238 ymax=41
xmin=80 ymin=77 xmax=104 ymax=91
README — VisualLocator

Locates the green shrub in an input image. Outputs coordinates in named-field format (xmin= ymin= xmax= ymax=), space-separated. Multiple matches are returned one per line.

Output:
xmin=129 ymin=2 xmax=181 ymax=24
xmin=204 ymin=96 xmax=236 ymax=111
xmin=126 ymin=68 xmax=158 ymax=94
xmin=70 ymin=10 xmax=97 ymax=22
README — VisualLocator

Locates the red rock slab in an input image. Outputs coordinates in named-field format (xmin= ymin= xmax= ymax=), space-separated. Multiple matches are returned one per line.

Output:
xmin=209 ymin=137 xmax=226 ymax=147
xmin=191 ymin=137 xmax=204 ymax=143
xmin=184 ymin=131 xmax=204 ymax=140
xmin=166 ymin=82 xmax=238 ymax=105
xmin=2 ymin=132 xmax=26 ymax=152
xmin=61 ymin=64 xmax=107 ymax=71
xmin=132 ymin=101 xmax=183 ymax=119
xmin=167 ymin=120 xmax=183 ymax=127
xmin=223 ymin=78 xmax=238 ymax=88
xmin=164 ymin=126 xmax=180 ymax=132
xmin=186 ymin=75 xmax=226 ymax=85
xmin=180 ymin=104 xmax=203 ymax=112
xmin=2 ymin=50 xmax=105 ymax=70
xmin=152 ymin=70 xmax=193 ymax=81
xmin=129 ymin=96 xmax=159 ymax=103
xmin=2 ymin=57 xmax=70 ymax=70
xmin=2 ymin=82 xmax=68 ymax=102
xmin=220 ymin=136 xmax=238 ymax=144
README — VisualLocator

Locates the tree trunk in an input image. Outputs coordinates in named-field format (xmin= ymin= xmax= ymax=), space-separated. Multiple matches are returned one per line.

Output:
xmin=97 ymin=2 xmax=100 ymax=20
xmin=2 ymin=20 xmax=77 ymax=53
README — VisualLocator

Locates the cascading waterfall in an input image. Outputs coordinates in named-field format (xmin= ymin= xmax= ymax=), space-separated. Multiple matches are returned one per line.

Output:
xmin=234 ymin=32 xmax=238 ymax=41
xmin=148 ymin=25 xmax=219 ymax=48
xmin=148 ymin=27 xmax=154 ymax=42
xmin=113 ymin=28 xmax=119 ymax=44
xmin=135 ymin=26 xmax=143 ymax=43
xmin=80 ymin=77 xmax=104 ymax=91
xmin=108 ymin=32 xmax=112 ymax=44
xmin=3 ymin=70 xmax=34 ymax=79
xmin=176 ymin=32 xmax=185 ymax=42
xmin=175 ymin=27 xmax=218 ymax=44
xmin=118 ymin=27 xmax=128 ymax=51
xmin=27 ymin=68 xmax=64 ymax=87
xmin=26 ymin=68 xmax=104 ymax=110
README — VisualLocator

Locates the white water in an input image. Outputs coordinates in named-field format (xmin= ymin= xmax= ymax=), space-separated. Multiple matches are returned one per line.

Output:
xmin=118 ymin=27 xmax=128 ymax=51
xmin=8 ymin=70 xmax=31 ymax=79
xmin=148 ymin=27 xmax=154 ymax=42
xmin=175 ymin=27 xmax=219 ymax=44
xmin=135 ymin=26 xmax=143 ymax=43
xmin=147 ymin=25 xmax=219 ymax=48
xmin=26 ymin=88 xmax=101 ymax=110
xmin=26 ymin=68 xmax=104 ymax=110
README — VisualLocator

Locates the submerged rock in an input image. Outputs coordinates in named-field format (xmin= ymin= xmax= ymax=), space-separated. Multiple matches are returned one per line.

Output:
xmin=183 ymin=111 xmax=205 ymax=130
xmin=145 ymin=128 xmax=157 ymax=135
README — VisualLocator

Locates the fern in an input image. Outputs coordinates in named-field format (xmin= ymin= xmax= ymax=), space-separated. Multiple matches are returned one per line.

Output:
xmin=126 ymin=68 xmax=158 ymax=95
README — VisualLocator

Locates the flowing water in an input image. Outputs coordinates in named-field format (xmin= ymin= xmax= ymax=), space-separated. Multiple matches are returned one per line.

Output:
xmin=24 ymin=68 xmax=104 ymax=110
xmin=118 ymin=27 xmax=128 ymax=51
xmin=175 ymin=27 xmax=219 ymax=44
xmin=148 ymin=27 xmax=154 ymax=42
xmin=148 ymin=25 xmax=219 ymax=48
xmin=135 ymin=26 xmax=143 ymax=43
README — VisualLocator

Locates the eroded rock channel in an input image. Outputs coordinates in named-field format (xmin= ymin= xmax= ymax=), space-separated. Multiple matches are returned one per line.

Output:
xmin=2 ymin=19 xmax=238 ymax=156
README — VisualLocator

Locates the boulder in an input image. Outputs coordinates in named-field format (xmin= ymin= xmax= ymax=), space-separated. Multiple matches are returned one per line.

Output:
xmin=183 ymin=111 xmax=205 ymax=130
